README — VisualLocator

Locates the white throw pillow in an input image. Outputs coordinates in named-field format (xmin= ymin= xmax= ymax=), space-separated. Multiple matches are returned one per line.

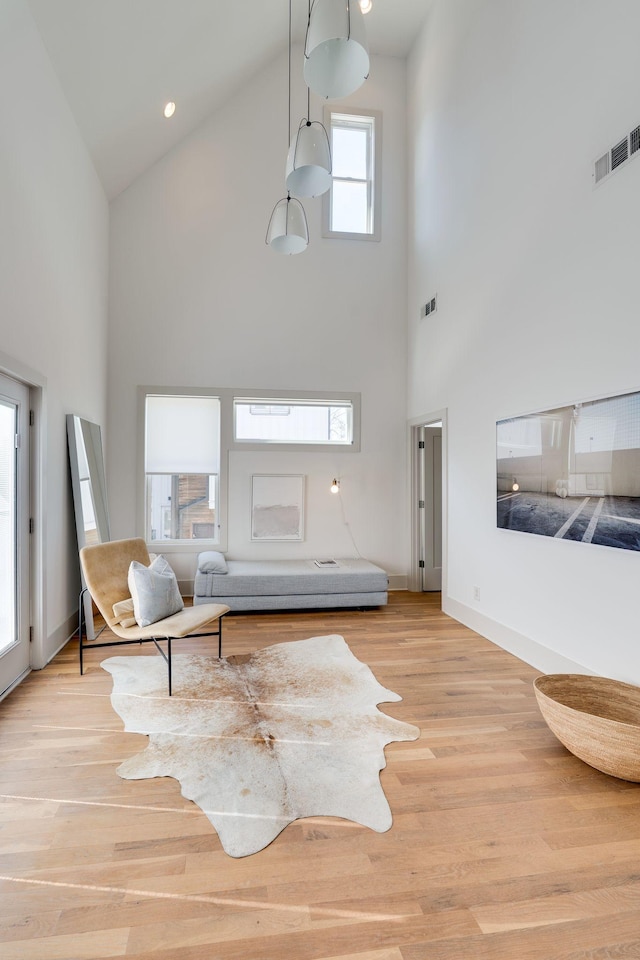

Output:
xmin=112 ymin=597 xmax=137 ymax=628
xmin=198 ymin=551 xmax=228 ymax=574
xmin=128 ymin=555 xmax=184 ymax=627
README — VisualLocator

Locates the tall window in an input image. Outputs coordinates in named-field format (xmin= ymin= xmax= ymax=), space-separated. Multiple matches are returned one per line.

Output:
xmin=145 ymin=394 xmax=220 ymax=543
xmin=323 ymin=109 xmax=381 ymax=241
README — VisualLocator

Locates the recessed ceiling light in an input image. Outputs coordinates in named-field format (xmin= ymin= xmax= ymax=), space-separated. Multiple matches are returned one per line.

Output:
xmin=359 ymin=0 xmax=372 ymax=13
xmin=163 ymin=101 xmax=176 ymax=119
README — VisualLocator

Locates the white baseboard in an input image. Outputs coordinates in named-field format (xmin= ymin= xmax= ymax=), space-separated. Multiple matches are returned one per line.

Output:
xmin=443 ymin=595 xmax=591 ymax=675
xmin=387 ymin=574 xmax=407 ymax=591
xmin=40 ymin=610 xmax=81 ymax=670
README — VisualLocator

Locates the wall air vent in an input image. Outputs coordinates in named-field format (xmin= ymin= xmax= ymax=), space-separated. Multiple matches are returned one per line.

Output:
xmin=594 ymin=153 xmax=609 ymax=184
xmin=611 ymin=137 xmax=628 ymax=170
xmin=594 ymin=121 xmax=640 ymax=186
xmin=420 ymin=295 xmax=437 ymax=319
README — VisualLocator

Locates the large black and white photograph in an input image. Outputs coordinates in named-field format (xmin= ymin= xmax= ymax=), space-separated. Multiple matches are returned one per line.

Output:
xmin=497 ymin=390 xmax=640 ymax=551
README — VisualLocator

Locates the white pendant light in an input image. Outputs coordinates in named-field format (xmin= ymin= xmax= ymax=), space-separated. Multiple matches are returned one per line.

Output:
xmin=304 ymin=0 xmax=370 ymax=100
xmin=286 ymin=118 xmax=332 ymax=198
xmin=265 ymin=194 xmax=309 ymax=255
xmin=266 ymin=0 xmax=309 ymax=254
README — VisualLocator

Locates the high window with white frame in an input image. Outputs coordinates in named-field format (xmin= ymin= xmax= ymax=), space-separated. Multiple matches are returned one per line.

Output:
xmin=323 ymin=108 xmax=381 ymax=241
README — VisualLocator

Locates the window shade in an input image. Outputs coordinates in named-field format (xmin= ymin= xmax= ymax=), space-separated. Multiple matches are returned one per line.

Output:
xmin=146 ymin=396 xmax=220 ymax=474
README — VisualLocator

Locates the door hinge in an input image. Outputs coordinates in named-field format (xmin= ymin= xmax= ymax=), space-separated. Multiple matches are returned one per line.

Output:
xmin=29 ymin=409 xmax=35 ymax=426
xmin=15 ymin=433 xmax=20 ymax=449
xmin=29 ymin=517 xmax=34 ymax=534
xmin=29 ymin=626 xmax=33 ymax=643
xmin=418 ymin=440 xmax=425 ymax=449
xmin=418 ymin=500 xmax=425 ymax=509
xmin=418 ymin=560 xmax=425 ymax=568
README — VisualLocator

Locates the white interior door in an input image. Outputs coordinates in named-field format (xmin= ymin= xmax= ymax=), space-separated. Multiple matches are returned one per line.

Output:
xmin=418 ymin=424 xmax=442 ymax=591
xmin=0 ymin=373 xmax=31 ymax=697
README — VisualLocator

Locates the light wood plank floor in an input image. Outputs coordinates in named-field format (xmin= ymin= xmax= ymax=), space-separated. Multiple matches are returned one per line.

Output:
xmin=2 ymin=592 xmax=640 ymax=959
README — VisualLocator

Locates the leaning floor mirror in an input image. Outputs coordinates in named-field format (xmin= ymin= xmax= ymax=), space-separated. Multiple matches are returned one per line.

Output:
xmin=67 ymin=415 xmax=110 ymax=640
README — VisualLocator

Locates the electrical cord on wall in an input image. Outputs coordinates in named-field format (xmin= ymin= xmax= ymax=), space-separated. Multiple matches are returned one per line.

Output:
xmin=337 ymin=487 xmax=362 ymax=558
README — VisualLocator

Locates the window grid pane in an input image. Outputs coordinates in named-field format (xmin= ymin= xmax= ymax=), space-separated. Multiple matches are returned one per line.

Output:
xmin=147 ymin=474 xmax=218 ymax=542
xmin=332 ymin=127 xmax=369 ymax=179
xmin=331 ymin=181 xmax=369 ymax=234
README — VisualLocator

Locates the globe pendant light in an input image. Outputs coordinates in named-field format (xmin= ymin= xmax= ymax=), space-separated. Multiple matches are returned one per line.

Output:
xmin=304 ymin=0 xmax=369 ymax=100
xmin=265 ymin=194 xmax=309 ymax=254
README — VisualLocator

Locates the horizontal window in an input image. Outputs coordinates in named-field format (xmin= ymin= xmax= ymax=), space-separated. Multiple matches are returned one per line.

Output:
xmin=234 ymin=398 xmax=353 ymax=445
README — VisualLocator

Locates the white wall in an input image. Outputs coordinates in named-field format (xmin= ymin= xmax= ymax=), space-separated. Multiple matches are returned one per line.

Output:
xmin=407 ymin=0 xmax=640 ymax=680
xmin=0 ymin=0 xmax=109 ymax=664
xmin=108 ymin=51 xmax=408 ymax=588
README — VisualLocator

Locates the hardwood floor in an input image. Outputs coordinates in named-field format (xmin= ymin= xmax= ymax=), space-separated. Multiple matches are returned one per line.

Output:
xmin=2 ymin=591 xmax=640 ymax=959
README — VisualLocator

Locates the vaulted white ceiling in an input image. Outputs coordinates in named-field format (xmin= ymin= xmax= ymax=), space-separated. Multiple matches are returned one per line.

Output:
xmin=26 ymin=0 xmax=432 ymax=199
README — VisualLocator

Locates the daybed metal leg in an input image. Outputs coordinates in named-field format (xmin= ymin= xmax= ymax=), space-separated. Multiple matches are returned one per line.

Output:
xmin=218 ymin=616 xmax=223 ymax=658
xmin=167 ymin=637 xmax=172 ymax=696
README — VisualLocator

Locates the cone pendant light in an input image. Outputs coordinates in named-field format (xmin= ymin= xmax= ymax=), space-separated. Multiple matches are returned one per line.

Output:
xmin=304 ymin=0 xmax=369 ymax=100
xmin=286 ymin=118 xmax=332 ymax=197
xmin=265 ymin=194 xmax=309 ymax=254
xmin=286 ymin=85 xmax=332 ymax=197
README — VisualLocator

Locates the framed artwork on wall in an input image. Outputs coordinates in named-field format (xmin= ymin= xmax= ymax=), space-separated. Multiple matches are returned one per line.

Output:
xmin=497 ymin=388 xmax=640 ymax=551
xmin=251 ymin=474 xmax=305 ymax=541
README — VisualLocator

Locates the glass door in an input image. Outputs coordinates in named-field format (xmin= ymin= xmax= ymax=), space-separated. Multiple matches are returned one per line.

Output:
xmin=0 ymin=373 xmax=30 ymax=697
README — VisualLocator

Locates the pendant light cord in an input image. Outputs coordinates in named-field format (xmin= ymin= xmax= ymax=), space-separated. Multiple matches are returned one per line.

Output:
xmin=306 ymin=0 xmax=311 ymax=122
xmin=288 ymin=0 xmax=292 ymax=146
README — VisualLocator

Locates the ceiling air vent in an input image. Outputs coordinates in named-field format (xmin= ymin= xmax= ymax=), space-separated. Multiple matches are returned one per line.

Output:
xmin=594 ymin=121 xmax=640 ymax=186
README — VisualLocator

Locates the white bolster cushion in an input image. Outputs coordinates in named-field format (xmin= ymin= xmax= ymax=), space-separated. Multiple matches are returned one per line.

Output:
xmin=198 ymin=551 xmax=228 ymax=574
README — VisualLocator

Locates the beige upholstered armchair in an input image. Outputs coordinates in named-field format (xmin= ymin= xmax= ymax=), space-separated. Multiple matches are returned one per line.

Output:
xmin=79 ymin=537 xmax=229 ymax=695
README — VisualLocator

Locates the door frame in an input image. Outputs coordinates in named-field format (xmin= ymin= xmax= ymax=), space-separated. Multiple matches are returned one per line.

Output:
xmin=408 ymin=408 xmax=448 ymax=595
xmin=0 ymin=351 xmax=46 ymax=680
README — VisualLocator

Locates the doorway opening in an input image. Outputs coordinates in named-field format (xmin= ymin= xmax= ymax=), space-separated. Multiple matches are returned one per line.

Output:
xmin=409 ymin=411 xmax=446 ymax=596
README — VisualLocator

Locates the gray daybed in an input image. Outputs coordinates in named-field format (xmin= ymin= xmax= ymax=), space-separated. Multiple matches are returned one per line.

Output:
xmin=193 ymin=555 xmax=388 ymax=612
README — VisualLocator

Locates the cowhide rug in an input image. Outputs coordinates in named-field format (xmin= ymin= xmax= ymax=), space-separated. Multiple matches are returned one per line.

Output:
xmin=101 ymin=634 xmax=420 ymax=858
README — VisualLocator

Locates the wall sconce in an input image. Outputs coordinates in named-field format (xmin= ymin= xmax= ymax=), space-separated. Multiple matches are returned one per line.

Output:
xmin=330 ymin=478 xmax=340 ymax=494
xmin=512 ymin=478 xmax=520 ymax=491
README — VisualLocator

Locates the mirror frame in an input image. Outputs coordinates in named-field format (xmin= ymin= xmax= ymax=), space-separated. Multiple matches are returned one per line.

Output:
xmin=67 ymin=415 xmax=110 ymax=639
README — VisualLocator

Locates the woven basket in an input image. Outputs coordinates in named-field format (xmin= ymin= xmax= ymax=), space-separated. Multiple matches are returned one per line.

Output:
xmin=534 ymin=673 xmax=640 ymax=782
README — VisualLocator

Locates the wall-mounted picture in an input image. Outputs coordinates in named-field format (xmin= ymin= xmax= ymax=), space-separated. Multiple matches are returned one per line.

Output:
xmin=497 ymin=389 xmax=640 ymax=551
xmin=251 ymin=474 xmax=305 ymax=541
